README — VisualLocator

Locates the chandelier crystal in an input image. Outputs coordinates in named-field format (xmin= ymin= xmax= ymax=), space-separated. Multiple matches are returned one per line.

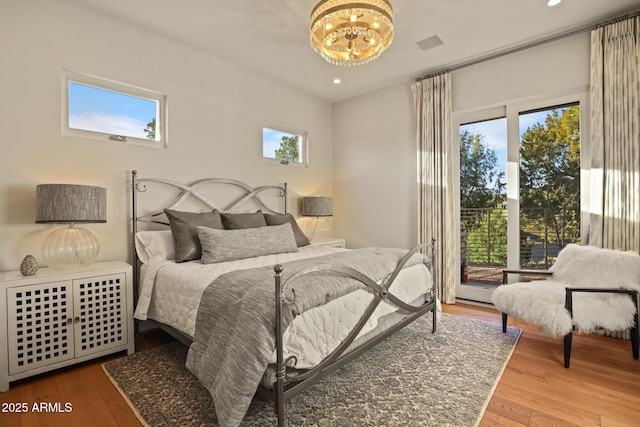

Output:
xmin=310 ymin=0 xmax=394 ymax=66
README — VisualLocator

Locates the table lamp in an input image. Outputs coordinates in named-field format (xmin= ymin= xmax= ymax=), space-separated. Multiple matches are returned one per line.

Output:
xmin=302 ymin=196 xmax=332 ymax=242
xmin=36 ymin=184 xmax=106 ymax=270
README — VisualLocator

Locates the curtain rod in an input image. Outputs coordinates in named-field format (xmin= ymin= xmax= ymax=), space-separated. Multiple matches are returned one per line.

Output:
xmin=415 ymin=8 xmax=640 ymax=82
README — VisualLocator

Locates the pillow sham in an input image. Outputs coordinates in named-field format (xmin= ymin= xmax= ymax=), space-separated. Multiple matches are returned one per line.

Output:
xmin=197 ymin=223 xmax=298 ymax=264
xmin=134 ymin=230 xmax=175 ymax=265
xmin=263 ymin=212 xmax=310 ymax=247
xmin=164 ymin=208 xmax=224 ymax=262
xmin=221 ymin=211 xmax=267 ymax=230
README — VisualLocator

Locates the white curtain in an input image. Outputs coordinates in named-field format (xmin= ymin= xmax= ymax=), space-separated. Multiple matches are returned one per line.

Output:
xmin=412 ymin=73 xmax=456 ymax=304
xmin=590 ymin=15 xmax=640 ymax=340
xmin=590 ymin=16 xmax=640 ymax=252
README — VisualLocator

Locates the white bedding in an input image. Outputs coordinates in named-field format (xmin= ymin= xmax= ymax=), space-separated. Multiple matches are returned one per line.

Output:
xmin=135 ymin=246 xmax=435 ymax=368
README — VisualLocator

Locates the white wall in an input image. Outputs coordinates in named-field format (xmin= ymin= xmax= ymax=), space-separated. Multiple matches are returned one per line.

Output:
xmin=333 ymin=32 xmax=591 ymax=250
xmin=0 ymin=0 xmax=333 ymax=271
xmin=451 ymin=33 xmax=590 ymax=112
xmin=333 ymin=83 xmax=417 ymax=249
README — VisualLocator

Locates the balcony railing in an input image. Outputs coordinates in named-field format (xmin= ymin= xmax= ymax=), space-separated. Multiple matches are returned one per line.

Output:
xmin=461 ymin=207 xmax=580 ymax=270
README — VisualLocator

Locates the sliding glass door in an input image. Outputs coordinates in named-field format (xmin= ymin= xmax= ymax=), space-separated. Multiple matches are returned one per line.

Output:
xmin=455 ymin=92 xmax=588 ymax=303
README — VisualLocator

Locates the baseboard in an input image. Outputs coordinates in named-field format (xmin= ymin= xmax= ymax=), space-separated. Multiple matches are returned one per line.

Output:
xmin=455 ymin=298 xmax=495 ymax=308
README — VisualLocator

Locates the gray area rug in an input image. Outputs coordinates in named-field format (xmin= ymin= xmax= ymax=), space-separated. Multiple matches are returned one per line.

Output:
xmin=103 ymin=313 xmax=520 ymax=426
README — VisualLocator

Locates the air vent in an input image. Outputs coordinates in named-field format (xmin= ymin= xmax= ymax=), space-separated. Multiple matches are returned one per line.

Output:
xmin=416 ymin=35 xmax=444 ymax=51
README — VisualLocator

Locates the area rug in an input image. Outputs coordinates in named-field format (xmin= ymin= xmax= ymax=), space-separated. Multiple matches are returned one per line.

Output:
xmin=103 ymin=313 xmax=520 ymax=427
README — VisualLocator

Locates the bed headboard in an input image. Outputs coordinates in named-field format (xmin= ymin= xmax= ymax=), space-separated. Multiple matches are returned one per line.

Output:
xmin=130 ymin=170 xmax=288 ymax=306
xmin=131 ymin=170 xmax=287 ymax=226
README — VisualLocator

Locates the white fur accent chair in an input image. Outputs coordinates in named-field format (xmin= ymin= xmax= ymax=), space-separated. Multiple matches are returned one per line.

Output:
xmin=492 ymin=244 xmax=640 ymax=368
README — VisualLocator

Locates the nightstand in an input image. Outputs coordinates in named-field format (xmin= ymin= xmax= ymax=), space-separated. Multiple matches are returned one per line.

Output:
xmin=0 ymin=261 xmax=135 ymax=392
xmin=310 ymin=237 xmax=346 ymax=249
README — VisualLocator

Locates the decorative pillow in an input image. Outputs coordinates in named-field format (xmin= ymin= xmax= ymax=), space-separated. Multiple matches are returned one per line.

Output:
xmin=134 ymin=230 xmax=175 ymax=265
xmin=164 ymin=208 xmax=224 ymax=262
xmin=221 ymin=211 xmax=267 ymax=230
xmin=197 ymin=223 xmax=298 ymax=264
xmin=263 ymin=212 xmax=310 ymax=247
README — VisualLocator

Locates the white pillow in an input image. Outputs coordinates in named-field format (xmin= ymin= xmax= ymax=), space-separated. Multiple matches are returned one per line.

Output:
xmin=197 ymin=223 xmax=298 ymax=264
xmin=134 ymin=230 xmax=175 ymax=265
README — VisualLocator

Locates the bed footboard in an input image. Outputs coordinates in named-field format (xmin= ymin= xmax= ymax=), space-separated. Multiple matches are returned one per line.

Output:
xmin=271 ymin=240 xmax=438 ymax=427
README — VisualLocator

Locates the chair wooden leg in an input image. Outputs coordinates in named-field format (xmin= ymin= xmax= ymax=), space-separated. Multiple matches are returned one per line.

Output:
xmin=501 ymin=313 xmax=507 ymax=333
xmin=564 ymin=332 xmax=572 ymax=368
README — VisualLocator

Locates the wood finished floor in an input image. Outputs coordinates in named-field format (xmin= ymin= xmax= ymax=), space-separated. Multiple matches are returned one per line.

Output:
xmin=1 ymin=303 xmax=639 ymax=427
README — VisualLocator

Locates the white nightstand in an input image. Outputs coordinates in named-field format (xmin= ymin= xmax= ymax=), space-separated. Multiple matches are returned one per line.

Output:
xmin=310 ymin=237 xmax=346 ymax=249
xmin=0 ymin=261 xmax=135 ymax=392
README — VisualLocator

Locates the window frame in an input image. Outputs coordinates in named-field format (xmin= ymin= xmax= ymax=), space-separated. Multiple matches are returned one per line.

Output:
xmin=262 ymin=124 xmax=308 ymax=167
xmin=61 ymin=69 xmax=168 ymax=148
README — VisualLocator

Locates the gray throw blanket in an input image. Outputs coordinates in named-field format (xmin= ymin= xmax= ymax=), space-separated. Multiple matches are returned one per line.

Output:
xmin=185 ymin=247 xmax=427 ymax=427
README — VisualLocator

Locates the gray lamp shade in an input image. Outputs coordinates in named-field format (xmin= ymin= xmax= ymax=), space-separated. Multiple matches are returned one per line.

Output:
xmin=302 ymin=196 xmax=332 ymax=217
xmin=36 ymin=184 xmax=107 ymax=224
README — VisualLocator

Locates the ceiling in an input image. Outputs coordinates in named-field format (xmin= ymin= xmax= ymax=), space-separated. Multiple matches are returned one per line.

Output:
xmin=69 ymin=0 xmax=640 ymax=103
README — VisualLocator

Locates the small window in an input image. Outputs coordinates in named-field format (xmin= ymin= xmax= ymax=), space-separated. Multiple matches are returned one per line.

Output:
xmin=263 ymin=126 xmax=307 ymax=166
xmin=62 ymin=70 xmax=167 ymax=148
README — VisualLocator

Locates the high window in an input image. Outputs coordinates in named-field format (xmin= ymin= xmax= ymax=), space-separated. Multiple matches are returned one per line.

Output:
xmin=262 ymin=126 xmax=307 ymax=166
xmin=62 ymin=70 xmax=167 ymax=148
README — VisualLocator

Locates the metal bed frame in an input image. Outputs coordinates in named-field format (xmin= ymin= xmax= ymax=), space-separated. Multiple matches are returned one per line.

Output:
xmin=130 ymin=170 xmax=438 ymax=426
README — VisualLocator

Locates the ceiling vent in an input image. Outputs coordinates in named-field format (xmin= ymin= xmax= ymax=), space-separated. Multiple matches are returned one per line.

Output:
xmin=416 ymin=35 xmax=444 ymax=51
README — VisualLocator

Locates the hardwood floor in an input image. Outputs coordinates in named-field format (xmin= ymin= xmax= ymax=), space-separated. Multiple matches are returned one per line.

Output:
xmin=1 ymin=303 xmax=638 ymax=426
xmin=447 ymin=303 xmax=640 ymax=427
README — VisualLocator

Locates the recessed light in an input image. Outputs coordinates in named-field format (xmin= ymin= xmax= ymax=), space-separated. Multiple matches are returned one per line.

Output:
xmin=333 ymin=78 xmax=341 ymax=84
xmin=547 ymin=0 xmax=561 ymax=6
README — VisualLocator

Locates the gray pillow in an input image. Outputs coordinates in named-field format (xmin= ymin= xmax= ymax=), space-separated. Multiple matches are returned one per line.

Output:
xmin=197 ymin=223 xmax=298 ymax=264
xmin=221 ymin=212 xmax=267 ymax=229
xmin=164 ymin=209 xmax=223 ymax=262
xmin=263 ymin=212 xmax=310 ymax=247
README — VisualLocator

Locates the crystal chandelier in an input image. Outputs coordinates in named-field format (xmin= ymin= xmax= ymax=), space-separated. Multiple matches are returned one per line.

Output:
xmin=310 ymin=0 xmax=394 ymax=66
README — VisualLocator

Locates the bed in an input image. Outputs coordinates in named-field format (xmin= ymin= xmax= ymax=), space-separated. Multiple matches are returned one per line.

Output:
xmin=130 ymin=171 xmax=439 ymax=427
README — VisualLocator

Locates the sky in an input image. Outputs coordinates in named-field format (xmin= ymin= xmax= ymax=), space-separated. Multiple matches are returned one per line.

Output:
xmin=68 ymin=83 xmax=157 ymax=139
